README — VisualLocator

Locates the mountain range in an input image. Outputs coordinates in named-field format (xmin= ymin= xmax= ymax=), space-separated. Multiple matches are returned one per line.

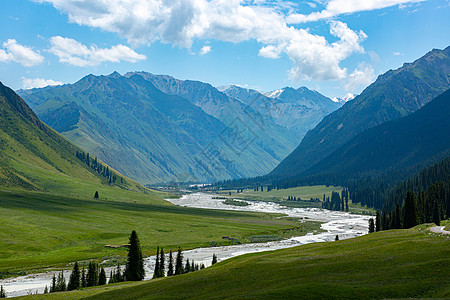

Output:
xmin=19 ymin=72 xmax=340 ymax=184
xmin=272 ymin=46 xmax=450 ymax=178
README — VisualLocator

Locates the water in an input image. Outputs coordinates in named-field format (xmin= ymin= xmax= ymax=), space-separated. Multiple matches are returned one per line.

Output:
xmin=0 ymin=192 xmax=370 ymax=297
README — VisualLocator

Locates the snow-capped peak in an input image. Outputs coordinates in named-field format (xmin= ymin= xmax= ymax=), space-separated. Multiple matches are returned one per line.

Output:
xmin=263 ymin=88 xmax=285 ymax=98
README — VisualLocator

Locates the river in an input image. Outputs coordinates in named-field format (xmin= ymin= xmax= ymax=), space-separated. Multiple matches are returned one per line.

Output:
xmin=0 ymin=192 xmax=370 ymax=297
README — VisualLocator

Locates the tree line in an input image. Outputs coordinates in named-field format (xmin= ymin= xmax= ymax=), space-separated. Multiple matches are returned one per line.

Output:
xmin=39 ymin=230 xmax=217 ymax=295
xmin=75 ymin=150 xmax=124 ymax=185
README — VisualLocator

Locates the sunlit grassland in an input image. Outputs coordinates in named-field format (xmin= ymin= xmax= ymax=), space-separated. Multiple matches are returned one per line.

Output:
xmin=20 ymin=227 xmax=450 ymax=299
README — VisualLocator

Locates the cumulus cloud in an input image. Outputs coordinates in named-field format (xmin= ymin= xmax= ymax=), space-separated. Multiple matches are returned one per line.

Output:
xmin=200 ymin=45 xmax=211 ymax=55
xmin=0 ymin=39 xmax=44 ymax=67
xmin=49 ymin=36 xmax=146 ymax=66
xmin=37 ymin=0 xmax=371 ymax=82
xmin=22 ymin=77 xmax=63 ymax=89
xmin=345 ymin=63 xmax=376 ymax=92
xmin=286 ymin=0 xmax=425 ymax=23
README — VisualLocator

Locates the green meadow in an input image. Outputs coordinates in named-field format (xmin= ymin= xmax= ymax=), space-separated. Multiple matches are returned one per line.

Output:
xmin=19 ymin=226 xmax=450 ymax=299
xmin=0 ymin=185 xmax=312 ymax=278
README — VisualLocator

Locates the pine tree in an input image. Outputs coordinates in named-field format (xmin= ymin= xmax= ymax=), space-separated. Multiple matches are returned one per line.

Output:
xmin=56 ymin=271 xmax=66 ymax=292
xmin=0 ymin=286 xmax=6 ymax=298
xmin=153 ymin=246 xmax=160 ymax=279
xmin=403 ymin=191 xmax=418 ymax=229
xmin=432 ymin=198 xmax=441 ymax=226
xmin=67 ymin=261 xmax=80 ymax=291
xmin=44 ymin=285 xmax=48 ymax=294
xmin=167 ymin=250 xmax=174 ymax=276
xmin=94 ymin=191 xmax=99 ymax=199
xmin=125 ymin=230 xmax=145 ymax=281
xmin=375 ymin=210 xmax=381 ymax=232
xmin=368 ymin=218 xmax=375 ymax=233
xmin=109 ymin=270 xmax=115 ymax=284
xmin=159 ymin=248 xmax=165 ymax=277
xmin=81 ymin=268 xmax=87 ymax=288
xmin=184 ymin=259 xmax=190 ymax=274
xmin=98 ymin=267 xmax=107 ymax=285
xmin=50 ymin=274 xmax=56 ymax=293
xmin=86 ymin=262 xmax=98 ymax=287
xmin=212 ymin=254 xmax=218 ymax=265
xmin=335 ymin=235 xmax=339 ymax=241
xmin=175 ymin=248 xmax=183 ymax=275
xmin=115 ymin=263 xmax=122 ymax=283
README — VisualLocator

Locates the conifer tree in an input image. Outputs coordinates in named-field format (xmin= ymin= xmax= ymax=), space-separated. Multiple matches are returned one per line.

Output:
xmin=115 ymin=263 xmax=122 ymax=283
xmin=98 ymin=267 xmax=107 ymax=285
xmin=125 ymin=230 xmax=145 ymax=281
xmin=44 ymin=285 xmax=48 ymax=294
xmin=212 ymin=254 xmax=218 ymax=265
xmin=175 ymin=248 xmax=183 ymax=275
xmin=153 ymin=246 xmax=160 ymax=279
xmin=0 ymin=286 xmax=6 ymax=298
xmin=67 ymin=261 xmax=80 ymax=291
xmin=368 ymin=218 xmax=375 ymax=233
xmin=50 ymin=274 xmax=56 ymax=293
xmin=184 ymin=259 xmax=190 ymax=274
xmin=94 ymin=191 xmax=99 ymax=199
xmin=335 ymin=235 xmax=339 ymax=241
xmin=109 ymin=270 xmax=115 ymax=284
xmin=86 ymin=262 xmax=98 ymax=287
xmin=403 ymin=191 xmax=418 ymax=229
xmin=56 ymin=271 xmax=66 ymax=292
xmin=81 ymin=268 xmax=87 ymax=288
xmin=159 ymin=248 xmax=165 ymax=277
xmin=167 ymin=250 xmax=174 ymax=276
xmin=375 ymin=210 xmax=381 ymax=232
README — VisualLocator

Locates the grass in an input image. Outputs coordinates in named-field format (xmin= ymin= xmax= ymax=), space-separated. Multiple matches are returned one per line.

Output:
xmin=19 ymin=227 xmax=450 ymax=299
xmin=0 ymin=187 xmax=313 ymax=278
xmin=216 ymin=185 xmax=375 ymax=214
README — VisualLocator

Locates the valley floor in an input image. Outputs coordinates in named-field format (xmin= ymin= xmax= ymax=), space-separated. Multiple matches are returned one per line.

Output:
xmin=17 ymin=226 xmax=450 ymax=299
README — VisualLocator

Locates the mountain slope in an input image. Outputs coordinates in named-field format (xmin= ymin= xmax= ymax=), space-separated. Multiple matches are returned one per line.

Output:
xmin=272 ymin=46 xmax=450 ymax=177
xmin=302 ymin=88 xmax=450 ymax=178
xmin=221 ymin=85 xmax=341 ymax=141
xmin=125 ymin=72 xmax=298 ymax=156
xmin=19 ymin=73 xmax=290 ymax=184
xmin=0 ymin=81 xmax=129 ymax=190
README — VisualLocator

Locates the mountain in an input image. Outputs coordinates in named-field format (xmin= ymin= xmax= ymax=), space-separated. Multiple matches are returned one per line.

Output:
xmin=20 ymin=73 xmax=303 ymax=184
xmin=0 ymin=81 xmax=130 ymax=190
xmin=302 ymin=88 xmax=450 ymax=178
xmin=125 ymin=72 xmax=299 ymax=149
xmin=219 ymin=85 xmax=342 ymax=144
xmin=272 ymin=46 xmax=450 ymax=178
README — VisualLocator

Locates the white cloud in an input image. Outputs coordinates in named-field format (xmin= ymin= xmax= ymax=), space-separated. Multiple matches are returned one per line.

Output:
xmin=0 ymin=39 xmax=44 ymax=67
xmin=286 ymin=0 xmax=425 ymax=23
xmin=22 ymin=77 xmax=63 ymax=89
xmin=393 ymin=51 xmax=402 ymax=55
xmin=37 ymin=1 xmax=368 ymax=82
xmin=200 ymin=45 xmax=211 ymax=55
xmin=345 ymin=63 xmax=376 ymax=92
xmin=49 ymin=36 xmax=146 ymax=66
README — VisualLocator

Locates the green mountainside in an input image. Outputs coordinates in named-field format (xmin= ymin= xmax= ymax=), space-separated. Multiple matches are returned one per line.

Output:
xmin=0 ymin=81 xmax=129 ymax=191
xmin=272 ymin=46 xmax=450 ymax=178
xmin=302 ymin=88 xmax=450 ymax=179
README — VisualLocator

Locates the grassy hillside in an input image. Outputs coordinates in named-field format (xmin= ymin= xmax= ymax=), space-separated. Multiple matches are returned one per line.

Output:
xmin=272 ymin=46 xmax=450 ymax=178
xmin=302 ymin=88 xmax=450 ymax=178
xmin=0 ymin=81 xmax=132 ymax=191
xmin=21 ymin=227 xmax=450 ymax=299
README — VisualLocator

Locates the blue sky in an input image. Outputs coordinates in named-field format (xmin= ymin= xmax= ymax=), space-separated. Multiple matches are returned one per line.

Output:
xmin=0 ymin=0 xmax=449 ymax=98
